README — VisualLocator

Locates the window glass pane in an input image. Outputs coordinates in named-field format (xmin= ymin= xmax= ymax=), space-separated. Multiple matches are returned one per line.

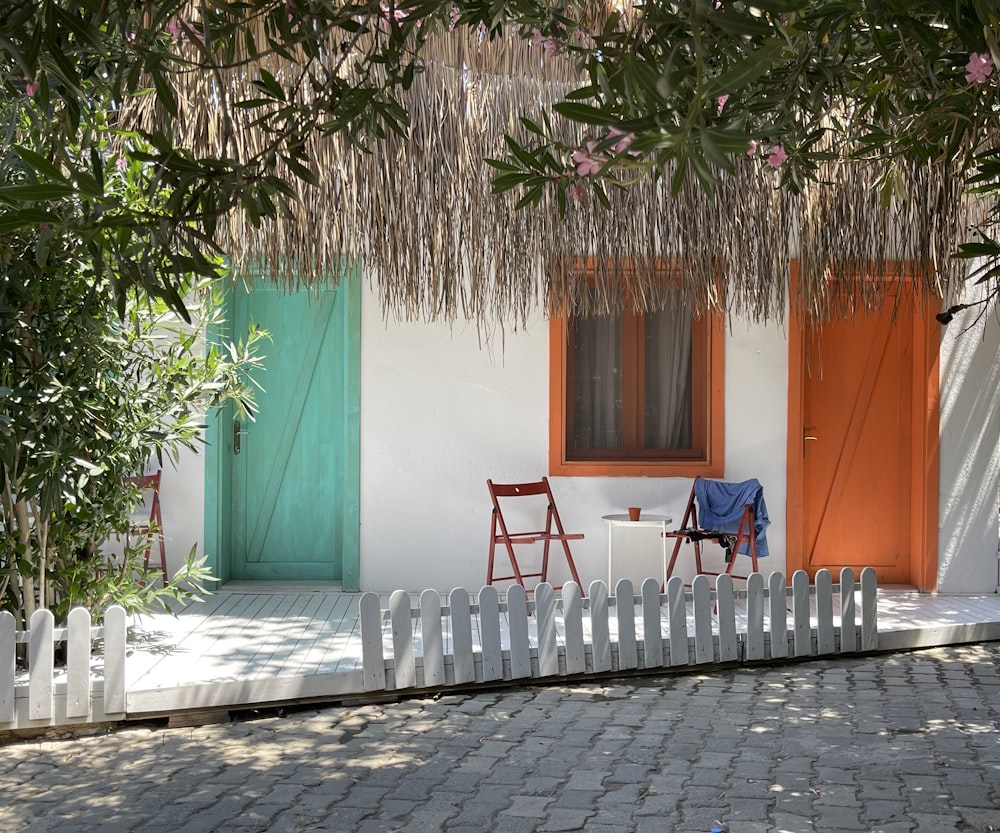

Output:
xmin=643 ymin=304 xmax=693 ymax=449
xmin=570 ymin=313 xmax=621 ymax=451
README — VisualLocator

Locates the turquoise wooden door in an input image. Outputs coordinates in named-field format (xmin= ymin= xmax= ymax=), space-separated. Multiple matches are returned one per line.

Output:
xmin=207 ymin=273 xmax=360 ymax=587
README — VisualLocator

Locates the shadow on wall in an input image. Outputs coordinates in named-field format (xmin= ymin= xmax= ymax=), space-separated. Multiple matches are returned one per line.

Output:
xmin=938 ymin=297 xmax=1000 ymax=593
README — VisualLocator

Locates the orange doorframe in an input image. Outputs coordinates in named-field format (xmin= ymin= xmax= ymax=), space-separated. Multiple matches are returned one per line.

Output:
xmin=785 ymin=264 xmax=941 ymax=591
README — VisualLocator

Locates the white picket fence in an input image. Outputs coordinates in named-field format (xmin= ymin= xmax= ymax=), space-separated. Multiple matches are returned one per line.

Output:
xmin=0 ymin=606 xmax=127 ymax=729
xmin=358 ymin=568 xmax=879 ymax=692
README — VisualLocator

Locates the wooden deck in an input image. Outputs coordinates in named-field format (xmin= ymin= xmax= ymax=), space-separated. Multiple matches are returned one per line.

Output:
xmin=117 ymin=584 xmax=1000 ymax=720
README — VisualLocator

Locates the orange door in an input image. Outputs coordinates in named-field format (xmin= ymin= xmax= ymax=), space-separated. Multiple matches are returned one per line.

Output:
xmin=788 ymin=292 xmax=939 ymax=589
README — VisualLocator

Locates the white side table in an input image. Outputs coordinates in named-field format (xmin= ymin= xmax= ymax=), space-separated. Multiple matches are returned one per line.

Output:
xmin=601 ymin=513 xmax=673 ymax=589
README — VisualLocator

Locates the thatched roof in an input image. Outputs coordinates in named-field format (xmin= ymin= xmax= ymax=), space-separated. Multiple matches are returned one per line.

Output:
xmin=141 ymin=19 xmax=988 ymax=328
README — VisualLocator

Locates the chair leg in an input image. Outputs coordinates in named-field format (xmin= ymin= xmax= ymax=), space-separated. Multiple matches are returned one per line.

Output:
xmin=505 ymin=541 xmax=527 ymax=587
xmin=559 ymin=539 xmax=582 ymax=587
xmin=487 ymin=515 xmax=498 ymax=585
xmin=665 ymin=536 xmax=685 ymax=579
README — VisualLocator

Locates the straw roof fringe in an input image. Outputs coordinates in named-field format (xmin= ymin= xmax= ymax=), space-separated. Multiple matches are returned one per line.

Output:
xmin=141 ymin=21 xmax=988 ymax=328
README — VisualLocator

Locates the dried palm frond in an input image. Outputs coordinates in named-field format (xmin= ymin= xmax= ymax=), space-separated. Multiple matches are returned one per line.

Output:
xmin=126 ymin=7 xmax=990 ymax=329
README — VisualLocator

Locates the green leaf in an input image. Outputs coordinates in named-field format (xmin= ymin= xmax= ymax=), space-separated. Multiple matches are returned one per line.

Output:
xmin=12 ymin=146 xmax=68 ymax=183
xmin=0 ymin=183 xmax=77 ymax=202
xmin=552 ymin=102 xmax=622 ymax=126
xmin=706 ymin=42 xmax=786 ymax=97
xmin=514 ymin=184 xmax=543 ymax=210
xmin=150 ymin=70 xmax=178 ymax=119
xmin=279 ymin=154 xmax=319 ymax=187
xmin=503 ymin=136 xmax=540 ymax=172
xmin=252 ymin=68 xmax=286 ymax=101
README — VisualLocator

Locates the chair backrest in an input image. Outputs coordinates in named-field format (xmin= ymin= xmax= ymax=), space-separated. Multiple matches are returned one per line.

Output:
xmin=693 ymin=476 xmax=769 ymax=556
xmin=487 ymin=477 xmax=565 ymax=534
xmin=693 ymin=477 xmax=763 ymax=532
xmin=126 ymin=469 xmax=162 ymax=522
xmin=488 ymin=480 xmax=551 ymax=500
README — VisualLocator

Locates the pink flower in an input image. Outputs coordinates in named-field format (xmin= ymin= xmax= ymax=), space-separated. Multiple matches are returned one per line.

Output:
xmin=716 ymin=94 xmax=729 ymax=114
xmin=747 ymin=140 xmax=758 ymax=157
xmin=381 ymin=3 xmax=416 ymax=22
xmin=166 ymin=18 xmax=182 ymax=41
xmin=115 ymin=155 xmax=128 ymax=171
xmin=531 ymin=28 xmax=559 ymax=56
xmin=608 ymin=127 xmax=636 ymax=155
xmin=766 ymin=144 xmax=787 ymax=169
xmin=965 ymin=52 xmax=993 ymax=84
xmin=448 ymin=6 xmax=459 ymax=30
xmin=571 ymin=140 xmax=606 ymax=177
xmin=568 ymin=183 xmax=588 ymax=201
xmin=24 ymin=79 xmax=36 ymax=97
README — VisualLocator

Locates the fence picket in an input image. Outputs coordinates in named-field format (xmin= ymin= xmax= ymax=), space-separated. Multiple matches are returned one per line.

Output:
xmin=815 ymin=570 xmax=834 ymax=655
xmin=66 ymin=608 xmax=92 ymax=718
xmin=28 ymin=609 xmax=55 ymax=720
xmin=768 ymin=572 xmax=788 ymax=659
xmin=861 ymin=567 xmax=878 ymax=650
xmin=666 ymin=576 xmax=688 ymax=667
xmin=715 ymin=575 xmax=738 ymax=662
xmin=692 ymin=576 xmax=714 ymax=664
xmin=359 ymin=592 xmax=385 ymax=691
xmin=589 ymin=581 xmax=612 ymax=673
xmin=0 ymin=611 xmax=14 ymax=723
xmin=615 ymin=580 xmax=637 ymax=670
xmin=745 ymin=573 xmax=765 ymax=661
xmin=102 ymin=606 xmax=127 ymax=716
xmin=562 ymin=583 xmax=586 ymax=675
xmin=420 ymin=590 xmax=445 ymax=688
xmin=536 ymin=583 xmax=558 ymax=677
xmin=506 ymin=585 xmax=531 ymax=680
xmin=839 ymin=568 xmax=857 ymax=653
xmin=792 ymin=570 xmax=812 ymax=657
xmin=449 ymin=589 xmax=475 ymax=684
xmin=390 ymin=590 xmax=416 ymax=689
xmin=478 ymin=586 xmax=503 ymax=681
xmin=641 ymin=578 xmax=663 ymax=668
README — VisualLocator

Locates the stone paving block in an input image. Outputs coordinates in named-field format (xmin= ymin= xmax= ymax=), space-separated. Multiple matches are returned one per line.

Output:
xmin=725 ymin=776 xmax=773 ymax=799
xmin=724 ymin=822 xmax=772 ymax=833
xmin=814 ymin=802 xmax=866 ymax=830
xmin=863 ymin=799 xmax=908 ymax=821
xmin=722 ymin=797 xmax=773 ymax=822
xmin=909 ymin=813 xmax=963 ymax=832
xmin=949 ymin=785 xmax=996 ymax=807
xmin=539 ymin=808 xmax=594 ymax=831
xmin=564 ymin=769 xmax=610 ymax=791
xmin=860 ymin=780 xmax=903 ymax=799
xmin=867 ymin=822 xmax=913 ymax=833
xmin=677 ymin=804 xmax=728 ymax=831
xmin=955 ymin=806 xmax=1000 ymax=830
xmin=503 ymin=796 xmax=556 ymax=818
xmin=549 ymin=788 xmax=601 ymax=811
xmin=771 ymin=812 xmax=816 ymax=833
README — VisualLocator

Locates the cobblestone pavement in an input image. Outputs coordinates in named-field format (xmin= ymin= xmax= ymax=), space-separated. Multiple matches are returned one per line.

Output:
xmin=3 ymin=644 xmax=1000 ymax=833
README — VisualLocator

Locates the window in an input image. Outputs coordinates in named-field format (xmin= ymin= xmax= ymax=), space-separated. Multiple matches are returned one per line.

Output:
xmin=549 ymin=282 xmax=724 ymax=477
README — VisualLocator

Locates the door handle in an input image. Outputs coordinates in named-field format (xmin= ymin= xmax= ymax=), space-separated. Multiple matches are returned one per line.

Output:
xmin=234 ymin=420 xmax=248 ymax=454
xmin=803 ymin=434 xmax=818 ymax=455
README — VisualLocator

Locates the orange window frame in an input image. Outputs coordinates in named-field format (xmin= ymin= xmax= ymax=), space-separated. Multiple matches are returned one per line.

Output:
xmin=548 ymin=302 xmax=725 ymax=478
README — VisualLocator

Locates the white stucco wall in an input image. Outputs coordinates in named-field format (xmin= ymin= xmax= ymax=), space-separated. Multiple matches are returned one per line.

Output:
xmin=937 ymin=299 xmax=1000 ymax=593
xmin=151 ymin=445 xmax=207 ymax=578
xmin=358 ymin=296 xmax=789 ymax=593
xmin=158 ymin=282 xmax=997 ymax=596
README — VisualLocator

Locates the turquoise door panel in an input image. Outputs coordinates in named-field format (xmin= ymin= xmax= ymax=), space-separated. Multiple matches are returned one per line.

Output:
xmin=207 ymin=272 xmax=360 ymax=586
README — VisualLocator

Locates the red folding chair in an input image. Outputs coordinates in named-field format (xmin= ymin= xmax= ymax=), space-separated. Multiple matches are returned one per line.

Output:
xmin=487 ymin=477 xmax=584 ymax=590
xmin=664 ymin=477 xmax=766 ymax=584
xmin=125 ymin=469 xmax=168 ymax=579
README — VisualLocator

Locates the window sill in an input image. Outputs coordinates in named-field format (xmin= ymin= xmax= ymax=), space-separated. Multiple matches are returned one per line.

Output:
xmin=549 ymin=459 xmax=724 ymax=478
